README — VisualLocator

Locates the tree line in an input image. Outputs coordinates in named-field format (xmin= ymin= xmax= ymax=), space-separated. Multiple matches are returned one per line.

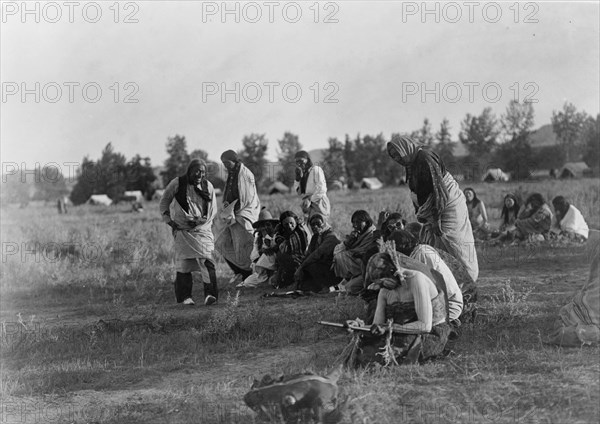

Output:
xmin=2 ymin=100 xmax=596 ymax=206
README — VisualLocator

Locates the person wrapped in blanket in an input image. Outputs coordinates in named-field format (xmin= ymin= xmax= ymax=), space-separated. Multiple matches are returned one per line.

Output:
xmin=550 ymin=196 xmax=589 ymax=242
xmin=237 ymin=208 xmax=279 ymax=288
xmin=547 ymin=231 xmax=599 ymax=346
xmin=387 ymin=136 xmax=479 ymax=282
xmin=293 ymin=150 xmax=330 ymax=222
xmin=294 ymin=213 xmax=342 ymax=293
xmin=497 ymin=193 xmax=553 ymax=242
xmin=215 ymin=150 xmax=261 ymax=285
xmin=333 ymin=210 xmax=378 ymax=294
xmin=270 ymin=211 xmax=309 ymax=289
xmin=343 ymin=241 xmax=451 ymax=367
xmin=159 ymin=159 xmax=219 ymax=306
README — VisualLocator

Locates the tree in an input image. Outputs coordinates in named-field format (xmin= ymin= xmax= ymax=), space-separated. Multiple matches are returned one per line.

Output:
xmin=32 ymin=166 xmax=68 ymax=201
xmin=96 ymin=143 xmax=128 ymax=201
xmin=161 ymin=135 xmax=190 ymax=187
xmin=551 ymin=102 xmax=588 ymax=162
xmin=276 ymin=132 xmax=302 ymax=186
xmin=494 ymin=100 xmax=537 ymax=178
xmin=125 ymin=155 xmax=157 ymax=199
xmin=433 ymin=118 xmax=455 ymax=166
xmin=459 ymin=108 xmax=499 ymax=157
xmin=411 ymin=118 xmax=435 ymax=147
xmin=500 ymin=100 xmax=535 ymax=143
xmin=531 ymin=145 xmax=566 ymax=170
xmin=239 ymin=133 xmax=269 ymax=188
xmin=322 ymin=137 xmax=346 ymax=184
xmin=582 ymin=114 xmax=600 ymax=168
xmin=69 ymin=143 xmax=127 ymax=205
xmin=189 ymin=149 xmax=209 ymax=162
xmin=70 ymin=157 xmax=95 ymax=205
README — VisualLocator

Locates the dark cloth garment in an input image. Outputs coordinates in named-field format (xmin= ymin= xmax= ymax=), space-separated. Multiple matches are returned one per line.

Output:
xmin=344 ymin=301 xmax=451 ymax=368
xmin=299 ymin=165 xmax=312 ymax=194
xmin=305 ymin=228 xmax=340 ymax=263
xmin=299 ymin=261 xmax=341 ymax=292
xmin=175 ymin=175 xmax=212 ymax=213
xmin=408 ymin=150 xmax=447 ymax=210
xmin=271 ymin=227 xmax=308 ymax=288
xmin=223 ymin=162 xmax=241 ymax=212
xmin=173 ymin=259 xmax=218 ymax=302
xmin=225 ymin=259 xmax=252 ymax=279
xmin=297 ymin=228 xmax=341 ymax=292
xmin=174 ymin=272 xmax=193 ymax=303
xmin=295 ymin=151 xmax=313 ymax=194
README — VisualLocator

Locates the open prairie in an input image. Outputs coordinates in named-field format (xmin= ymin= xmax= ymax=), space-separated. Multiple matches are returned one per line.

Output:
xmin=1 ymin=178 xmax=599 ymax=424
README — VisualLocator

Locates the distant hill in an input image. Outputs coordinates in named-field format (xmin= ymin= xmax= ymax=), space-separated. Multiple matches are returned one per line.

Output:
xmin=529 ymin=124 xmax=559 ymax=147
xmin=305 ymin=125 xmax=558 ymax=162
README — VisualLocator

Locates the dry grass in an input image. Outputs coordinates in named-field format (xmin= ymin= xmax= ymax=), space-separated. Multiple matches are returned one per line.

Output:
xmin=0 ymin=178 xmax=599 ymax=423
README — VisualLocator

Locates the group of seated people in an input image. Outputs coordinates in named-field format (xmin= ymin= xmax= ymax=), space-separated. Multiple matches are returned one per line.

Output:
xmin=235 ymin=207 xmax=483 ymax=366
xmin=464 ymin=189 xmax=590 ymax=243
xmin=237 ymin=192 xmax=592 ymax=367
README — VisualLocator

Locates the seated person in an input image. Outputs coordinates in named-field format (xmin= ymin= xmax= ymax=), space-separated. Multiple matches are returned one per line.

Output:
xmin=464 ymin=188 xmax=489 ymax=240
xmin=359 ymin=211 xmax=407 ymax=294
xmin=294 ymin=214 xmax=342 ymax=293
xmin=389 ymin=230 xmax=463 ymax=322
xmin=237 ymin=209 xmax=278 ymax=288
xmin=270 ymin=211 xmax=308 ymax=289
xmin=376 ymin=211 xmax=406 ymax=241
xmin=333 ymin=210 xmax=377 ymax=295
xmin=547 ymin=233 xmax=599 ymax=346
xmin=344 ymin=247 xmax=451 ymax=367
xmin=515 ymin=193 xmax=553 ymax=240
xmin=551 ymin=196 xmax=589 ymax=241
xmin=499 ymin=193 xmax=520 ymax=232
xmin=499 ymin=193 xmax=553 ymax=241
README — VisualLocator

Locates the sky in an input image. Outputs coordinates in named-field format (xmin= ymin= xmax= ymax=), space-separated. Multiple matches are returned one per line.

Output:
xmin=1 ymin=0 xmax=599 ymax=172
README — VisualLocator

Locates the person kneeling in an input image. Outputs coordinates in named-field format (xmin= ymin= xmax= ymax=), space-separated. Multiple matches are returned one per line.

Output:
xmin=344 ymin=246 xmax=451 ymax=367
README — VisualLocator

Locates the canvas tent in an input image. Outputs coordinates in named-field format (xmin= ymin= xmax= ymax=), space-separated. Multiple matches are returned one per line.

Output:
xmin=360 ymin=177 xmax=383 ymax=190
xmin=87 ymin=194 xmax=112 ymax=206
xmin=123 ymin=190 xmax=144 ymax=202
xmin=268 ymin=182 xmax=291 ymax=195
xmin=482 ymin=168 xmax=510 ymax=182
xmin=560 ymin=162 xmax=591 ymax=179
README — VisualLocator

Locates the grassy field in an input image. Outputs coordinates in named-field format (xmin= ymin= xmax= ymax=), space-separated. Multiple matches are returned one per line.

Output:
xmin=1 ymin=178 xmax=599 ymax=423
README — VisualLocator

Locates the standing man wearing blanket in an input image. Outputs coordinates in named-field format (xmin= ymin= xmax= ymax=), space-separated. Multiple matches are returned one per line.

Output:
xmin=387 ymin=136 xmax=479 ymax=282
xmin=293 ymin=151 xmax=330 ymax=222
xmin=215 ymin=150 xmax=261 ymax=285
xmin=160 ymin=159 xmax=219 ymax=306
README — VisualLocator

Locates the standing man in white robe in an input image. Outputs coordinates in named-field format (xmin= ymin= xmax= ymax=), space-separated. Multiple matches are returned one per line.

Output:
xmin=159 ymin=159 xmax=218 ymax=306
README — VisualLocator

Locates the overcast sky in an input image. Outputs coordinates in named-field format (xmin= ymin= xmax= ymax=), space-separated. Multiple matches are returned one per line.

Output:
xmin=1 ymin=1 xmax=599 ymax=171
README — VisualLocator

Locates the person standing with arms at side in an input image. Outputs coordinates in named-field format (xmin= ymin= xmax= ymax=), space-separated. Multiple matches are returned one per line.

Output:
xmin=293 ymin=150 xmax=330 ymax=222
xmin=215 ymin=150 xmax=261 ymax=285
xmin=387 ymin=136 xmax=479 ymax=282
xmin=159 ymin=159 xmax=219 ymax=306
